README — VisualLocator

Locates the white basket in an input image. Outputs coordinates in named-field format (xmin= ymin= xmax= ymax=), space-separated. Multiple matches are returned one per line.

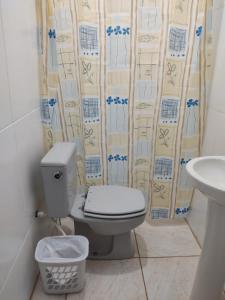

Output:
xmin=35 ymin=235 xmax=89 ymax=294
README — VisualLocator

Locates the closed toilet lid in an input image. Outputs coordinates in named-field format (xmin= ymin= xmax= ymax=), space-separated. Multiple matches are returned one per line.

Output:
xmin=84 ymin=185 xmax=146 ymax=217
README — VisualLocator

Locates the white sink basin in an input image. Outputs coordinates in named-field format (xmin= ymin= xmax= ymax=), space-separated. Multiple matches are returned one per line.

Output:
xmin=186 ymin=156 xmax=225 ymax=300
xmin=186 ymin=156 xmax=225 ymax=205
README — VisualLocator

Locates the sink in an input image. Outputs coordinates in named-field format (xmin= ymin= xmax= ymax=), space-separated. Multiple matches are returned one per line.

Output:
xmin=186 ymin=156 xmax=225 ymax=205
xmin=186 ymin=156 xmax=225 ymax=300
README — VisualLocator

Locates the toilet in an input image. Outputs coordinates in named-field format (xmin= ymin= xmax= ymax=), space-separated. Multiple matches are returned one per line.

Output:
xmin=41 ymin=143 xmax=146 ymax=259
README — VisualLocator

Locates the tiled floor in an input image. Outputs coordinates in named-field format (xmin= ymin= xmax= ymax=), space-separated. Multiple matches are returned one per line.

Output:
xmin=31 ymin=219 xmax=202 ymax=300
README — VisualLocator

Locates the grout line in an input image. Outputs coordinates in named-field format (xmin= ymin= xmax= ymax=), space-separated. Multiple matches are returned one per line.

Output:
xmin=138 ymin=255 xmax=200 ymax=259
xmin=0 ymin=222 xmax=37 ymax=295
xmin=0 ymin=0 xmax=14 ymax=120
xmin=134 ymin=225 xmax=201 ymax=300
xmin=134 ymin=230 xmax=149 ymax=300
xmin=87 ymin=254 xmax=200 ymax=261
xmin=87 ymin=257 xmax=138 ymax=262
xmin=184 ymin=218 xmax=202 ymax=249
xmin=29 ymin=274 xmax=39 ymax=300
xmin=208 ymin=104 xmax=225 ymax=114
xmin=0 ymin=106 xmax=40 ymax=135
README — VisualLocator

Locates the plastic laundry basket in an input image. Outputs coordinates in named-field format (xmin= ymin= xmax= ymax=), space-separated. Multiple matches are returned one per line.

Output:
xmin=35 ymin=235 xmax=89 ymax=294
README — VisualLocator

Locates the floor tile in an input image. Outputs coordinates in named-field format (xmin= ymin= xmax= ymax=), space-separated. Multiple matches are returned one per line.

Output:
xmin=135 ymin=221 xmax=201 ymax=257
xmin=141 ymin=256 xmax=199 ymax=300
xmin=67 ymin=259 xmax=147 ymax=300
xmin=31 ymin=278 xmax=66 ymax=300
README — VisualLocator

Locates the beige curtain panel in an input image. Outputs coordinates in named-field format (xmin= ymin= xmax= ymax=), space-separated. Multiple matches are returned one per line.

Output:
xmin=37 ymin=0 xmax=213 ymax=220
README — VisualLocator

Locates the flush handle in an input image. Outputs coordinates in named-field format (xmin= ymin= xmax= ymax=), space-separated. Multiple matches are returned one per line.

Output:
xmin=53 ymin=171 xmax=63 ymax=180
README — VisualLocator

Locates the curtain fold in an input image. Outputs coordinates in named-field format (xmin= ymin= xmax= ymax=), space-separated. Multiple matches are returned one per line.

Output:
xmin=37 ymin=0 xmax=212 ymax=220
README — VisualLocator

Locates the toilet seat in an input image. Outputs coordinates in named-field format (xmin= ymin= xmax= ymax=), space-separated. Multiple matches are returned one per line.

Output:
xmin=84 ymin=185 xmax=146 ymax=219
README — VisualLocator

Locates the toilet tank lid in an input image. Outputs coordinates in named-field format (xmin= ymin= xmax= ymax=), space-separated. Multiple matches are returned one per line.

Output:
xmin=84 ymin=185 xmax=146 ymax=216
xmin=41 ymin=143 xmax=76 ymax=166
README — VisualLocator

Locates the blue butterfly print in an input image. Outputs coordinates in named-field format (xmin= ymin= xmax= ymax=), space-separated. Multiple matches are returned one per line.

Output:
xmin=114 ymin=97 xmax=121 ymax=104
xmin=122 ymin=27 xmax=130 ymax=35
xmin=187 ymin=99 xmax=199 ymax=108
xmin=180 ymin=158 xmax=191 ymax=165
xmin=106 ymin=96 xmax=114 ymax=105
xmin=121 ymin=98 xmax=128 ymax=105
xmin=114 ymin=26 xmax=122 ymax=35
xmin=196 ymin=26 xmax=203 ymax=37
xmin=176 ymin=207 xmax=191 ymax=215
xmin=176 ymin=208 xmax=181 ymax=215
xmin=114 ymin=154 xmax=121 ymax=161
xmin=121 ymin=155 xmax=127 ymax=161
xmin=106 ymin=26 xmax=113 ymax=36
xmin=108 ymin=154 xmax=114 ymax=162
xmin=180 ymin=158 xmax=186 ymax=165
xmin=48 ymin=98 xmax=57 ymax=107
xmin=106 ymin=96 xmax=113 ymax=105
xmin=48 ymin=29 xmax=56 ymax=39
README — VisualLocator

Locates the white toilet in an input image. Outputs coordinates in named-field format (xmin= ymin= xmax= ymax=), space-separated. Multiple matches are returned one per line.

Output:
xmin=41 ymin=143 xmax=146 ymax=259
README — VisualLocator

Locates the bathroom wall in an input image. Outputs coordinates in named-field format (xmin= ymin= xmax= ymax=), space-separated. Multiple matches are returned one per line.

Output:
xmin=187 ymin=0 xmax=225 ymax=246
xmin=0 ymin=1 xmax=50 ymax=299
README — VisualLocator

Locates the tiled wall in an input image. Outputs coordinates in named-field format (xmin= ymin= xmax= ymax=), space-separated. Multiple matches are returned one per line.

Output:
xmin=0 ymin=1 xmax=50 ymax=299
xmin=187 ymin=0 xmax=225 ymax=246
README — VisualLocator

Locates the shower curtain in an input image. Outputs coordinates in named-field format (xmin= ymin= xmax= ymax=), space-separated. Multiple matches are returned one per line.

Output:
xmin=37 ymin=0 xmax=212 ymax=219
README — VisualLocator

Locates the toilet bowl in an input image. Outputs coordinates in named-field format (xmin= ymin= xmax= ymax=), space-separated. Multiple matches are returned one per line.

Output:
xmin=71 ymin=185 xmax=146 ymax=259
xmin=41 ymin=143 xmax=146 ymax=259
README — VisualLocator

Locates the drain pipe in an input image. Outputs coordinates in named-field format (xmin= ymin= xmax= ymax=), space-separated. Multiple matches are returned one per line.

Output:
xmin=53 ymin=218 xmax=66 ymax=236
xmin=35 ymin=210 xmax=66 ymax=236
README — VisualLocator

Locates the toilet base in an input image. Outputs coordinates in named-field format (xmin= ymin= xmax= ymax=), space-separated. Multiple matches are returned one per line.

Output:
xmin=75 ymin=221 xmax=134 ymax=259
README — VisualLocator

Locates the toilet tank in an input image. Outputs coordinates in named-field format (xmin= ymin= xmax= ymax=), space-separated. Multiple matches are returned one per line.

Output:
xmin=40 ymin=143 xmax=77 ymax=218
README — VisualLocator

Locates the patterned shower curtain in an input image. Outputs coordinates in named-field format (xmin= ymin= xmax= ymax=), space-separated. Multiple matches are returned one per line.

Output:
xmin=37 ymin=0 xmax=212 ymax=220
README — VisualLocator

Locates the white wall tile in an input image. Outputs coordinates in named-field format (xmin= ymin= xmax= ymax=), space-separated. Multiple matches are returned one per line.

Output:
xmin=0 ymin=11 xmax=12 ymax=129
xmin=0 ymin=219 xmax=51 ymax=300
xmin=0 ymin=109 xmax=45 ymax=294
xmin=212 ymin=7 xmax=223 ymax=64
xmin=0 ymin=126 xmax=24 ymax=291
xmin=0 ymin=0 xmax=40 ymax=121
xmin=14 ymin=109 xmax=44 ymax=228
xmin=209 ymin=7 xmax=225 ymax=111
xmin=0 ymin=1 xmax=46 ymax=297
xmin=213 ymin=0 xmax=225 ymax=9
xmin=202 ymin=108 xmax=225 ymax=155
xmin=0 ymin=109 xmax=49 ymax=300
xmin=187 ymin=190 xmax=208 ymax=247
